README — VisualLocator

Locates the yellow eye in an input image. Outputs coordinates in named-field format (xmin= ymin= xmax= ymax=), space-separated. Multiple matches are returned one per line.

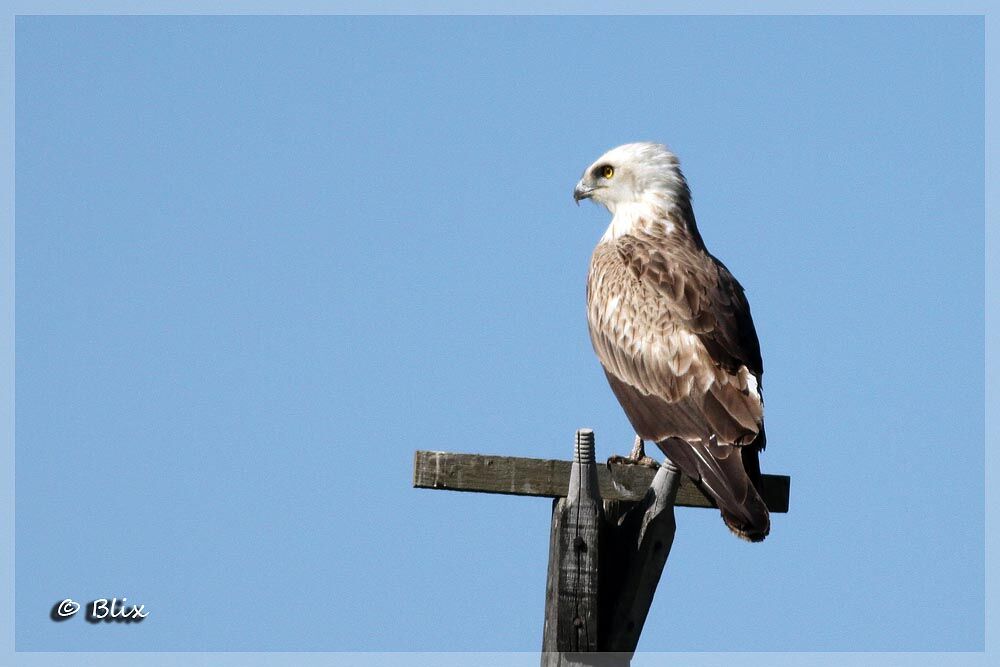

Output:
xmin=601 ymin=165 xmax=614 ymax=179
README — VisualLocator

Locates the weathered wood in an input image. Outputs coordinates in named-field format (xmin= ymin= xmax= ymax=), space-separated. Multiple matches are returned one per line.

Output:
xmin=413 ymin=450 xmax=790 ymax=513
xmin=550 ymin=431 xmax=602 ymax=655
xmin=543 ymin=499 xmax=625 ymax=667
xmin=414 ymin=433 xmax=792 ymax=663
xmin=601 ymin=462 xmax=681 ymax=653
xmin=542 ymin=431 xmax=629 ymax=667
xmin=541 ymin=497 xmax=563 ymax=665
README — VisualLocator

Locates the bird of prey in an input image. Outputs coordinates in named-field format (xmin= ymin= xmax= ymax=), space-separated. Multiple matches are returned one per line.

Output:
xmin=574 ymin=142 xmax=770 ymax=542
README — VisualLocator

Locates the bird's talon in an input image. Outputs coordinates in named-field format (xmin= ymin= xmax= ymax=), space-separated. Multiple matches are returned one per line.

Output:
xmin=636 ymin=455 xmax=661 ymax=469
xmin=606 ymin=454 xmax=661 ymax=469
xmin=606 ymin=455 xmax=633 ymax=466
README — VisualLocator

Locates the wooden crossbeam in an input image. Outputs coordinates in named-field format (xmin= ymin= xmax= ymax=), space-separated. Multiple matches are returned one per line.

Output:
xmin=413 ymin=450 xmax=790 ymax=513
xmin=415 ymin=435 xmax=792 ymax=664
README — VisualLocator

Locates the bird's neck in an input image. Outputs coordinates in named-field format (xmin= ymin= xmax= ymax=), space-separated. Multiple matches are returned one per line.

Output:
xmin=600 ymin=191 xmax=692 ymax=243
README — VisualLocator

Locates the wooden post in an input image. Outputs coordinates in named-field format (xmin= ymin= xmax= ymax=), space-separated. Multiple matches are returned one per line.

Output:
xmin=411 ymin=432 xmax=791 ymax=661
xmin=542 ymin=430 xmax=603 ymax=664
xmin=541 ymin=430 xmax=683 ymax=666
xmin=601 ymin=461 xmax=681 ymax=654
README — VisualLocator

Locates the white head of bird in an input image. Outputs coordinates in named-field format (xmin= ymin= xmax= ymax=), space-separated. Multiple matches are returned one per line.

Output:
xmin=574 ymin=142 xmax=691 ymax=242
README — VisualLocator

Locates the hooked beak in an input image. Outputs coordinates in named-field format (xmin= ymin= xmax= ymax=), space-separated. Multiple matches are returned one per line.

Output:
xmin=573 ymin=181 xmax=595 ymax=205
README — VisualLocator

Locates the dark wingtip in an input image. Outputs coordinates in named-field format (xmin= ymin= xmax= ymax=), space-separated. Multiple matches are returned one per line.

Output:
xmin=722 ymin=508 xmax=770 ymax=543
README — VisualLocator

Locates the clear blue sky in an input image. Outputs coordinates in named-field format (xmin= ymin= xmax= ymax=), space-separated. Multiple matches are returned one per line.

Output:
xmin=14 ymin=15 xmax=983 ymax=652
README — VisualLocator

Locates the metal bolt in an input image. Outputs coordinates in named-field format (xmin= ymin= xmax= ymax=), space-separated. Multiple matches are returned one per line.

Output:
xmin=574 ymin=429 xmax=595 ymax=464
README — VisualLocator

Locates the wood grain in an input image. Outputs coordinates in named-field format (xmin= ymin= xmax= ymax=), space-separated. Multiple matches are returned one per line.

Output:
xmin=413 ymin=450 xmax=789 ymax=513
xmin=601 ymin=463 xmax=680 ymax=653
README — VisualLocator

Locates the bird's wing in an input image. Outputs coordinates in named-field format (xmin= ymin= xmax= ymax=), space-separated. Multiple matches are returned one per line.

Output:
xmin=587 ymin=231 xmax=764 ymax=446
xmin=618 ymin=232 xmax=763 ymax=379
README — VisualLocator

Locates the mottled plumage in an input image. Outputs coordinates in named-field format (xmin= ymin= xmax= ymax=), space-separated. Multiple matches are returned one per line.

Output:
xmin=575 ymin=142 xmax=770 ymax=541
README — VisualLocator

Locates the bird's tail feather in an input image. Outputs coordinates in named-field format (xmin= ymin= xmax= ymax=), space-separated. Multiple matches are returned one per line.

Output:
xmin=656 ymin=436 xmax=770 ymax=542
